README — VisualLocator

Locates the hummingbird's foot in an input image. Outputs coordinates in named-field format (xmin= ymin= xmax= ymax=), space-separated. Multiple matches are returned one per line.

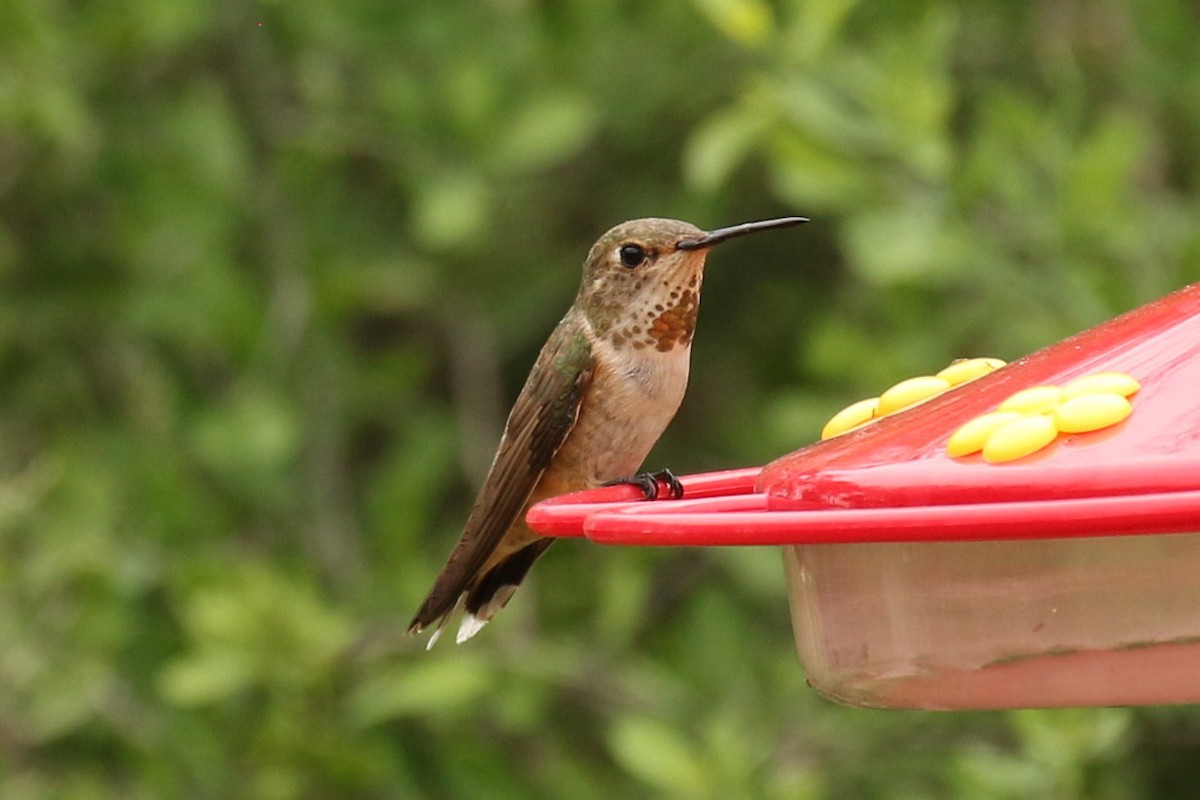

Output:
xmin=603 ymin=468 xmax=684 ymax=500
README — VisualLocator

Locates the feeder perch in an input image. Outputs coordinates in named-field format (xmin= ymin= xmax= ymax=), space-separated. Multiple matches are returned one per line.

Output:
xmin=527 ymin=283 xmax=1200 ymax=710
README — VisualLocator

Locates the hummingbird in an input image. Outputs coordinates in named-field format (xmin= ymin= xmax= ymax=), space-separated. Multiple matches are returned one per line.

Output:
xmin=409 ymin=216 xmax=808 ymax=647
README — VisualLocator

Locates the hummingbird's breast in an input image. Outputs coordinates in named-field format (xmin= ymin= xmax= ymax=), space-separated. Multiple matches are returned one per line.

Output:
xmin=548 ymin=334 xmax=691 ymax=488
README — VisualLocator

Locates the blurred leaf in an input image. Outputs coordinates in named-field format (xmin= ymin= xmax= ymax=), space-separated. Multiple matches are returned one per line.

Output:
xmin=954 ymin=746 xmax=1057 ymax=799
xmin=492 ymin=91 xmax=598 ymax=173
xmin=161 ymin=567 xmax=353 ymax=706
xmin=352 ymin=656 xmax=492 ymax=724
xmin=609 ymin=716 xmax=708 ymax=796
xmin=692 ymin=0 xmax=775 ymax=48
xmin=843 ymin=199 xmax=947 ymax=284
xmin=1062 ymin=113 xmax=1148 ymax=232
xmin=684 ymin=105 xmax=771 ymax=191
xmin=767 ymin=129 xmax=873 ymax=208
xmin=1010 ymin=708 xmax=1132 ymax=764
xmin=190 ymin=386 xmax=300 ymax=491
xmin=158 ymin=646 xmax=257 ymax=707
xmin=411 ymin=171 xmax=491 ymax=250
xmin=784 ymin=0 xmax=861 ymax=62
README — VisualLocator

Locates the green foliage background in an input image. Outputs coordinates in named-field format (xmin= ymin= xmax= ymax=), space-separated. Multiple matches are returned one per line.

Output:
xmin=3 ymin=0 xmax=1200 ymax=796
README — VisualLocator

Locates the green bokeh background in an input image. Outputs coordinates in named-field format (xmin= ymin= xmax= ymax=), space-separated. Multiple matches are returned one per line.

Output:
xmin=3 ymin=0 xmax=1200 ymax=797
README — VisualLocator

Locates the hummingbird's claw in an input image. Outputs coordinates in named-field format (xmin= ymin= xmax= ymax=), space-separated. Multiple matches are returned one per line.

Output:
xmin=651 ymin=468 xmax=685 ymax=499
xmin=603 ymin=468 xmax=684 ymax=500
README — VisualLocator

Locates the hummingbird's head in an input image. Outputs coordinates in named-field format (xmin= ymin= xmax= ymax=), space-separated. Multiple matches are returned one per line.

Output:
xmin=577 ymin=216 xmax=807 ymax=353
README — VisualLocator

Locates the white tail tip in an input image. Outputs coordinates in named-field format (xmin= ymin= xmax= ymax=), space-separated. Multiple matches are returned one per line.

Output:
xmin=455 ymin=613 xmax=488 ymax=644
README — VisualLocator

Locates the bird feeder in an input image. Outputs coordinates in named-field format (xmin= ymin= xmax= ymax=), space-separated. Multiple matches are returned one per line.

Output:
xmin=527 ymin=282 xmax=1200 ymax=710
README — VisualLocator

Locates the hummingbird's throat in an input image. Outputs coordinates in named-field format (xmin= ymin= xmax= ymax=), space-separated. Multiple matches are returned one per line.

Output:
xmin=607 ymin=275 xmax=701 ymax=353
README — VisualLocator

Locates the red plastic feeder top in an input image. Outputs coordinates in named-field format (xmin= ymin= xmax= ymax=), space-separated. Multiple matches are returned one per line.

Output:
xmin=527 ymin=282 xmax=1200 ymax=710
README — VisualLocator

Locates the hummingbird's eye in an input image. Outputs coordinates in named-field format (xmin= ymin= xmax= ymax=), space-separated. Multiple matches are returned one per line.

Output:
xmin=618 ymin=243 xmax=648 ymax=268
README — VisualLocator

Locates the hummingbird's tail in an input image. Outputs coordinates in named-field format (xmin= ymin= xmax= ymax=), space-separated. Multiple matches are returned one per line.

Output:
xmin=410 ymin=538 xmax=555 ymax=648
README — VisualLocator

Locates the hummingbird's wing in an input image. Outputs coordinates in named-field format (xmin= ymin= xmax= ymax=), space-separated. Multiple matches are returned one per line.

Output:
xmin=408 ymin=324 xmax=596 ymax=635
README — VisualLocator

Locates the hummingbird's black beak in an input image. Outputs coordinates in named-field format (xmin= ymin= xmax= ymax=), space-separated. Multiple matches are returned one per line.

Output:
xmin=676 ymin=216 xmax=809 ymax=251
